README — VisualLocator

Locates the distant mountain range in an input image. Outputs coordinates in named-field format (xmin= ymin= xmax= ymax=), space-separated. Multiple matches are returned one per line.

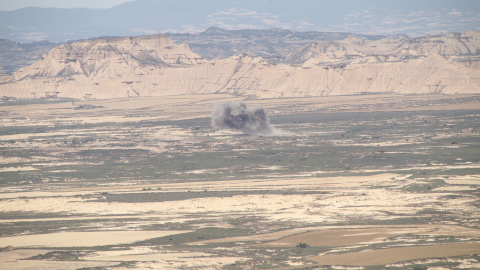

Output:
xmin=1 ymin=30 xmax=479 ymax=99
xmin=0 ymin=27 xmax=380 ymax=75
xmin=1 ymin=0 xmax=479 ymax=42
xmin=0 ymin=39 xmax=58 ymax=75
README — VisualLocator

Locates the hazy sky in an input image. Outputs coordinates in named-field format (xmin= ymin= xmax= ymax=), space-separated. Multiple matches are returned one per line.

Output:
xmin=0 ymin=0 xmax=133 ymax=10
xmin=1 ymin=0 xmax=479 ymax=42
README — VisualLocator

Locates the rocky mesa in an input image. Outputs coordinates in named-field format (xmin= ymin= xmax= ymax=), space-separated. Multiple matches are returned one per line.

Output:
xmin=1 ymin=30 xmax=480 ymax=99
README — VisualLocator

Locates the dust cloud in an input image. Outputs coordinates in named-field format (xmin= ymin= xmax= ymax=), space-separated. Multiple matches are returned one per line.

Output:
xmin=211 ymin=101 xmax=276 ymax=136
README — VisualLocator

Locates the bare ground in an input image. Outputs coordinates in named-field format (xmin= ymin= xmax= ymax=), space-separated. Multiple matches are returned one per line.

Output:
xmin=0 ymin=93 xmax=479 ymax=269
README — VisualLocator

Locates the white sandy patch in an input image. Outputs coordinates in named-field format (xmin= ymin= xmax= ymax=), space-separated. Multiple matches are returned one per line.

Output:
xmin=195 ymin=224 xmax=480 ymax=245
xmin=0 ymin=249 xmax=51 ymax=261
xmin=133 ymin=256 xmax=246 ymax=270
xmin=0 ymin=174 xmax=401 ymax=198
xmin=259 ymin=165 xmax=287 ymax=170
xmin=159 ymin=173 xmax=400 ymax=191
xmin=83 ymin=246 xmax=247 ymax=266
xmin=184 ymin=169 xmax=218 ymax=175
xmin=0 ymin=166 xmax=37 ymax=172
xmin=433 ymin=186 xmax=477 ymax=191
xmin=0 ymin=249 xmax=118 ymax=270
xmin=0 ymin=130 xmax=83 ymax=140
xmin=0 ymin=157 xmax=32 ymax=164
xmin=1 ymin=173 xmax=477 ymax=225
xmin=443 ymin=175 xmax=480 ymax=185
xmin=0 ymin=190 xmax=98 ymax=199
xmin=0 ymin=230 xmax=190 ymax=248
xmin=0 ymin=260 xmax=118 ymax=270
xmin=193 ymin=227 xmax=328 ymax=245
xmin=337 ymin=140 xmax=423 ymax=147
xmin=88 ymin=252 xmax=211 ymax=261
xmin=0 ymin=190 xmax=431 ymax=223
xmin=0 ymin=215 xmax=191 ymax=225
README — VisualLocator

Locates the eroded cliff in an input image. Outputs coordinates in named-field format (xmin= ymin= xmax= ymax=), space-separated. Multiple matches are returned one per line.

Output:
xmin=1 ymin=31 xmax=479 ymax=99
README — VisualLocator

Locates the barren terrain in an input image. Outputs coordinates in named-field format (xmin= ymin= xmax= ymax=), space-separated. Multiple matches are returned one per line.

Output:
xmin=0 ymin=93 xmax=479 ymax=269
xmin=2 ymin=31 xmax=480 ymax=99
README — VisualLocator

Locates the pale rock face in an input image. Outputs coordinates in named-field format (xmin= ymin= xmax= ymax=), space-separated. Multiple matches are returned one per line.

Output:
xmin=282 ymin=30 xmax=480 ymax=66
xmin=1 ymin=32 xmax=479 ymax=99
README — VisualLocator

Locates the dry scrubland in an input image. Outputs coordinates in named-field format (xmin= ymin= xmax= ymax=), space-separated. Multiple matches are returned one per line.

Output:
xmin=0 ymin=93 xmax=480 ymax=270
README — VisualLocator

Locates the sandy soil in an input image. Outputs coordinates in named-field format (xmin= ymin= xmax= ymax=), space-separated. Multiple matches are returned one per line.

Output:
xmin=83 ymin=247 xmax=247 ymax=267
xmin=257 ymin=227 xmax=447 ymax=248
xmin=196 ymin=224 xmax=480 ymax=246
xmin=443 ymin=175 xmax=480 ymax=185
xmin=1 ymin=93 xmax=479 ymax=269
xmin=0 ymin=173 xmax=398 ymax=195
xmin=0 ymin=260 xmax=119 ymax=270
xmin=0 ymin=246 xmax=246 ymax=270
xmin=0 ymin=173 xmax=478 ymax=269
xmin=309 ymin=242 xmax=480 ymax=266
xmin=433 ymin=186 xmax=477 ymax=191
xmin=0 ymin=249 xmax=51 ymax=261
xmin=3 ymin=174 xmax=475 ymax=226
xmin=0 ymin=249 xmax=118 ymax=270
xmin=0 ymin=231 xmax=190 ymax=248
xmin=2 ymin=94 xmax=479 ymax=125
xmin=0 ymin=94 xmax=236 ymax=124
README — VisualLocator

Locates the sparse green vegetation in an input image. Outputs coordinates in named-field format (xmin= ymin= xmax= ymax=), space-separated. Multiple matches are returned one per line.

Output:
xmin=73 ymin=104 xmax=104 ymax=110
xmin=296 ymin=242 xmax=309 ymax=248
xmin=24 ymin=250 xmax=89 ymax=261
xmin=2 ymin=109 xmax=479 ymax=186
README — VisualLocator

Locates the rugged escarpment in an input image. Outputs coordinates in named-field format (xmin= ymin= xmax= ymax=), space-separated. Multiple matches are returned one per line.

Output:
xmin=281 ymin=31 xmax=480 ymax=66
xmin=1 ymin=31 xmax=479 ymax=99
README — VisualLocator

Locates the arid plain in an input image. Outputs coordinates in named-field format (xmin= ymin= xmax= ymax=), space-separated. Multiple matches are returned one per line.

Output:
xmin=0 ymin=93 xmax=479 ymax=269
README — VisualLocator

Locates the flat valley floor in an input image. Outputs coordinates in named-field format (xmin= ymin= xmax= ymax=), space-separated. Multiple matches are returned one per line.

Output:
xmin=0 ymin=93 xmax=479 ymax=269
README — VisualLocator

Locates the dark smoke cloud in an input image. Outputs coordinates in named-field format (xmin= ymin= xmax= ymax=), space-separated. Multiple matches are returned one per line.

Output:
xmin=211 ymin=101 xmax=276 ymax=136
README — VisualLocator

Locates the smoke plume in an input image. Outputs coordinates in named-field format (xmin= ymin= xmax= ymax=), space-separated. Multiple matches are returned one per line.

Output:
xmin=211 ymin=101 xmax=276 ymax=136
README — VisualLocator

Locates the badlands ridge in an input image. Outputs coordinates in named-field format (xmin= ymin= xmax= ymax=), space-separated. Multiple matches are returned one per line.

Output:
xmin=1 ymin=30 xmax=480 ymax=99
